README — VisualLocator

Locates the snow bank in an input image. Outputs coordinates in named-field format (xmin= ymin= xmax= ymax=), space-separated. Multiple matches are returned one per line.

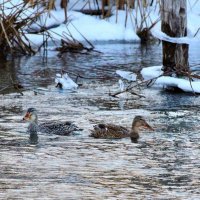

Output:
xmin=2 ymin=0 xmax=200 ymax=45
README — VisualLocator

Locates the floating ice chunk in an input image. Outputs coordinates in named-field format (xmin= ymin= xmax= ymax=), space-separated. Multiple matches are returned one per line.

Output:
xmin=35 ymin=87 xmax=49 ymax=91
xmin=117 ymin=80 xmax=127 ymax=99
xmin=178 ymin=80 xmax=200 ymax=93
xmin=141 ymin=66 xmax=162 ymax=80
xmin=156 ymin=76 xmax=200 ymax=93
xmin=116 ymin=70 xmax=137 ymax=81
xmin=118 ymin=79 xmax=125 ymax=91
xmin=55 ymin=73 xmax=78 ymax=90
xmin=56 ymin=73 xmax=62 ymax=78
xmin=141 ymin=66 xmax=200 ymax=93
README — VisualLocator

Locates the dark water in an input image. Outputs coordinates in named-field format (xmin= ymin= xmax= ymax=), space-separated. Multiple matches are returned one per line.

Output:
xmin=0 ymin=42 xmax=200 ymax=199
xmin=0 ymin=43 xmax=162 ymax=92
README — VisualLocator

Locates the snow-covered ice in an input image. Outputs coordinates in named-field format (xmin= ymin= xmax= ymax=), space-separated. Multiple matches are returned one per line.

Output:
xmin=141 ymin=66 xmax=200 ymax=93
xmin=55 ymin=73 xmax=78 ymax=90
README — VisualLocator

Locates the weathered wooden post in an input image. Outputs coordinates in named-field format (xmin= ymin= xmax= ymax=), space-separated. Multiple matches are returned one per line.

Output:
xmin=161 ymin=0 xmax=189 ymax=76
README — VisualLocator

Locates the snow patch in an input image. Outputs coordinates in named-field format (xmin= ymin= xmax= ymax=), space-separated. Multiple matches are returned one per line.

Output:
xmin=141 ymin=66 xmax=200 ymax=93
xmin=55 ymin=73 xmax=78 ymax=90
xmin=116 ymin=70 xmax=137 ymax=81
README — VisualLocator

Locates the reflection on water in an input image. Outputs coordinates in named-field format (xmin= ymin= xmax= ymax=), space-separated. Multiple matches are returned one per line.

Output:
xmin=1 ymin=43 xmax=163 ymax=93
xmin=0 ymin=124 xmax=199 ymax=199
xmin=0 ymin=42 xmax=200 ymax=199
xmin=29 ymin=133 xmax=39 ymax=145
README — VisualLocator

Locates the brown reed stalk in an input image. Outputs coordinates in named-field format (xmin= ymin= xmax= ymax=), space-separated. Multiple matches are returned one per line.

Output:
xmin=0 ymin=0 xmax=50 ymax=59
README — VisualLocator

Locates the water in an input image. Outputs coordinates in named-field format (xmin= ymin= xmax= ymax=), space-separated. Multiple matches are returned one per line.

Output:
xmin=0 ymin=42 xmax=200 ymax=199
xmin=0 ymin=43 xmax=162 ymax=92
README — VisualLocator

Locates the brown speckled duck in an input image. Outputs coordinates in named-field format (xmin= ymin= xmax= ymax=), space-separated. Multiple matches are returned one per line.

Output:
xmin=23 ymin=108 xmax=81 ymax=136
xmin=90 ymin=116 xmax=153 ymax=142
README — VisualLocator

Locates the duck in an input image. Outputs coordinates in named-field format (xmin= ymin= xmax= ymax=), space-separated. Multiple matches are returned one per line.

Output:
xmin=23 ymin=108 xmax=81 ymax=136
xmin=90 ymin=116 xmax=154 ymax=142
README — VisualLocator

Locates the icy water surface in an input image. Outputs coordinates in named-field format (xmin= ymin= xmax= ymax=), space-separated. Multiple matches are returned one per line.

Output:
xmin=0 ymin=43 xmax=200 ymax=199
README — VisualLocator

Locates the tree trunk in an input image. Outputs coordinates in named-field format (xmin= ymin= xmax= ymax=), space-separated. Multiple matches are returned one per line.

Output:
xmin=116 ymin=0 xmax=125 ymax=10
xmin=128 ymin=0 xmax=135 ymax=9
xmin=161 ymin=0 xmax=189 ymax=76
xmin=102 ymin=0 xmax=110 ymax=18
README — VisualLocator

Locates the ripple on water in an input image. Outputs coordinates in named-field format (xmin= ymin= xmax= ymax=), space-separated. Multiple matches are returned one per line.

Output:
xmin=0 ymin=125 xmax=200 ymax=199
xmin=1 ymin=43 xmax=200 ymax=199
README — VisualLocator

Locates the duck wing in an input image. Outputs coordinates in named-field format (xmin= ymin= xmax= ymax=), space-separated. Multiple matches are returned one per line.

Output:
xmin=105 ymin=124 xmax=130 ymax=138
xmin=90 ymin=123 xmax=129 ymax=139
xmin=39 ymin=121 xmax=81 ymax=136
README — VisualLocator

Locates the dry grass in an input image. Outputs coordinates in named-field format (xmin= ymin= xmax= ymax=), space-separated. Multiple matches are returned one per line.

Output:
xmin=0 ymin=1 xmax=45 ymax=59
xmin=0 ymin=0 xmax=161 ymax=60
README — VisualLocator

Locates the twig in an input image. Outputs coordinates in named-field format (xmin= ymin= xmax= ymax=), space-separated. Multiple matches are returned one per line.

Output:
xmin=9 ymin=75 xmax=23 ymax=96
xmin=109 ymin=89 xmax=145 ymax=98
xmin=0 ymin=85 xmax=11 ymax=93
xmin=61 ymin=69 xmax=109 ymax=81
xmin=109 ymin=69 xmax=191 ymax=98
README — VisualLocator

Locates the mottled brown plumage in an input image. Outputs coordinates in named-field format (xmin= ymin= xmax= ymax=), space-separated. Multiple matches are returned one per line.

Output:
xmin=90 ymin=116 xmax=153 ymax=141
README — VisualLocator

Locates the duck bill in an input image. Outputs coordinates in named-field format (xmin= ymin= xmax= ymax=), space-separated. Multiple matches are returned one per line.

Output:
xmin=23 ymin=112 xmax=31 ymax=121
xmin=144 ymin=122 xmax=154 ymax=131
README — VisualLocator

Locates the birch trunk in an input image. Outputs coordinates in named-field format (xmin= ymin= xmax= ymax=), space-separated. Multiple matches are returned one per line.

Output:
xmin=161 ymin=0 xmax=189 ymax=76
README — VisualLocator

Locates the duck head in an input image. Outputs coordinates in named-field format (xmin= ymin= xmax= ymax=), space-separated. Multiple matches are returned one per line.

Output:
xmin=132 ymin=116 xmax=154 ymax=131
xmin=23 ymin=108 xmax=38 ymax=123
xmin=130 ymin=116 xmax=154 ymax=142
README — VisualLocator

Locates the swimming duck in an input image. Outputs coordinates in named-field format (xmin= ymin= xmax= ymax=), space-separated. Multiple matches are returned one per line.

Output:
xmin=23 ymin=108 xmax=81 ymax=135
xmin=90 ymin=116 xmax=153 ymax=142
